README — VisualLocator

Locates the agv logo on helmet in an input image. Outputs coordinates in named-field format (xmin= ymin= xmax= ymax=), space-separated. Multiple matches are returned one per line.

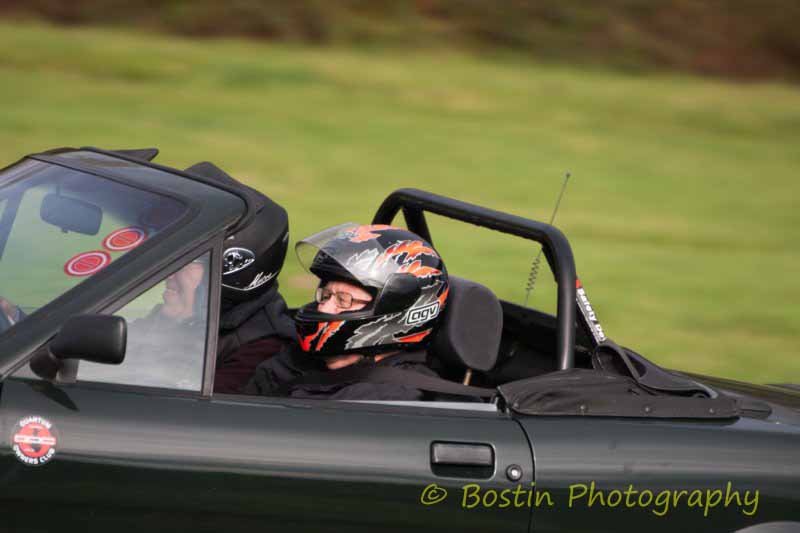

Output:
xmin=406 ymin=301 xmax=440 ymax=325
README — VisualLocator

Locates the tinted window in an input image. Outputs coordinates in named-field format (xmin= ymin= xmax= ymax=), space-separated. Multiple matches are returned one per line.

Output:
xmin=0 ymin=159 xmax=187 ymax=334
xmin=78 ymin=252 xmax=210 ymax=391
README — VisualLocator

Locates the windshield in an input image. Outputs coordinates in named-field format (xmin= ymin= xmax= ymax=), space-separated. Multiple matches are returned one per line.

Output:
xmin=0 ymin=159 xmax=187 ymax=335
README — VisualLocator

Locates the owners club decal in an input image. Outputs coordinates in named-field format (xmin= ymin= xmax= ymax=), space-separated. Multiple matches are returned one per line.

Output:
xmin=102 ymin=226 xmax=147 ymax=252
xmin=64 ymin=250 xmax=111 ymax=277
xmin=11 ymin=416 xmax=59 ymax=466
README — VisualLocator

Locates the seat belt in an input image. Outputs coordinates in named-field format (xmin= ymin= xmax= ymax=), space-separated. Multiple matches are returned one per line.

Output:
xmin=277 ymin=365 xmax=497 ymax=399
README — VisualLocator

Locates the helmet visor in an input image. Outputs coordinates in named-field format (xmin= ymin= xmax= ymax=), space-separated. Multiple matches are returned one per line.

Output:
xmin=296 ymin=223 xmax=441 ymax=290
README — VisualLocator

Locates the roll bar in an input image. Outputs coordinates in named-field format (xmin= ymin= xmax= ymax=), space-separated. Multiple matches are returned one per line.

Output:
xmin=372 ymin=188 xmax=577 ymax=370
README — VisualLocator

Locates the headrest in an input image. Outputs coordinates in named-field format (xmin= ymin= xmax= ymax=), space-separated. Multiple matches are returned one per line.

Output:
xmin=432 ymin=276 xmax=502 ymax=372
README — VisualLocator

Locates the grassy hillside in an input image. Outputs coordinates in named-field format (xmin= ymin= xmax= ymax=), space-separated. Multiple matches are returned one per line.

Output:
xmin=3 ymin=0 xmax=800 ymax=80
xmin=1 ymin=22 xmax=798 ymax=382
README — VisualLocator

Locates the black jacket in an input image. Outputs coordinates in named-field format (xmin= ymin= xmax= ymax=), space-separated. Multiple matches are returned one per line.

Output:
xmin=217 ymin=284 xmax=296 ymax=362
xmin=214 ymin=284 xmax=296 ymax=393
xmin=244 ymin=345 xmax=440 ymax=401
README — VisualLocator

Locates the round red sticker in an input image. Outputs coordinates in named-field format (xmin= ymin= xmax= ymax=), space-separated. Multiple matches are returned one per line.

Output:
xmin=11 ymin=416 xmax=59 ymax=466
xmin=103 ymin=226 xmax=147 ymax=252
xmin=64 ymin=251 xmax=111 ymax=277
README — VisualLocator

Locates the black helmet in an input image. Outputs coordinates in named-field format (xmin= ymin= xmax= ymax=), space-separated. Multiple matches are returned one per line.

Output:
xmin=294 ymin=223 xmax=449 ymax=357
xmin=184 ymin=161 xmax=290 ymax=306
xmin=222 ymin=199 xmax=288 ymax=304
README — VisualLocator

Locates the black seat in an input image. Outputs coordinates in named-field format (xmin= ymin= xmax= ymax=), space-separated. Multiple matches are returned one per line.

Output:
xmin=432 ymin=276 xmax=503 ymax=382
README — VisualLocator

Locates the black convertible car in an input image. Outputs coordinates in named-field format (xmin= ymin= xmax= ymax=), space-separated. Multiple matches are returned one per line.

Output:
xmin=0 ymin=147 xmax=798 ymax=532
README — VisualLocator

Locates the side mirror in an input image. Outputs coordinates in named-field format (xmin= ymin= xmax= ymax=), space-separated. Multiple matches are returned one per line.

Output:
xmin=51 ymin=315 xmax=127 ymax=364
xmin=40 ymin=193 xmax=103 ymax=235
xmin=30 ymin=315 xmax=126 ymax=382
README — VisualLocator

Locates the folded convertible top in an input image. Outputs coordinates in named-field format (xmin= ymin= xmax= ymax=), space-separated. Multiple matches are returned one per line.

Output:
xmin=498 ymin=368 xmax=740 ymax=419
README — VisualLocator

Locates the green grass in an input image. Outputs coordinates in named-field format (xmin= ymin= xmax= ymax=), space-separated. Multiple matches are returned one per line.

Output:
xmin=1 ymin=22 xmax=798 ymax=383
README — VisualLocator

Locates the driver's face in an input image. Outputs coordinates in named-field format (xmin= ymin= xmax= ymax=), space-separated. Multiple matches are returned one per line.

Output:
xmin=163 ymin=262 xmax=204 ymax=305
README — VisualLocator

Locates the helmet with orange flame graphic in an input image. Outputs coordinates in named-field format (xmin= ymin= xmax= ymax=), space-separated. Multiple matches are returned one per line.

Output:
xmin=294 ymin=223 xmax=449 ymax=357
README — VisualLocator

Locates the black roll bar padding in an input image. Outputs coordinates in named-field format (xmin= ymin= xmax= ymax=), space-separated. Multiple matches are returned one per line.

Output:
xmin=373 ymin=188 xmax=577 ymax=370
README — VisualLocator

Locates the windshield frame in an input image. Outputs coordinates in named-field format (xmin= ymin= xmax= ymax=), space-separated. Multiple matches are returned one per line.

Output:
xmin=0 ymin=150 xmax=246 ymax=379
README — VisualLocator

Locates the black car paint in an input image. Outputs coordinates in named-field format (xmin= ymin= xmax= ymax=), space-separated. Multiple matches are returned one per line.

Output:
xmin=0 ymin=379 xmax=533 ymax=532
xmin=689 ymin=373 xmax=800 ymax=412
xmin=3 ymin=377 xmax=799 ymax=532
xmin=0 ymin=148 xmax=799 ymax=531
xmin=518 ymin=414 xmax=799 ymax=532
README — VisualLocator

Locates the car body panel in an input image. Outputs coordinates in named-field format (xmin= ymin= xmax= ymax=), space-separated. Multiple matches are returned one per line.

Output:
xmin=518 ymin=415 xmax=800 ymax=532
xmin=688 ymin=373 xmax=800 ymax=413
xmin=0 ymin=378 xmax=533 ymax=532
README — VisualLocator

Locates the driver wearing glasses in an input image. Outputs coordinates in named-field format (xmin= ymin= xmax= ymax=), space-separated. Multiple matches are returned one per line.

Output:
xmin=246 ymin=223 xmax=451 ymax=400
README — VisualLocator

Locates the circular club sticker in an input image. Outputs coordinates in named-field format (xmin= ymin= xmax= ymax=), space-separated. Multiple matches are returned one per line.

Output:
xmin=64 ymin=250 xmax=111 ymax=277
xmin=102 ymin=226 xmax=147 ymax=252
xmin=11 ymin=416 xmax=59 ymax=466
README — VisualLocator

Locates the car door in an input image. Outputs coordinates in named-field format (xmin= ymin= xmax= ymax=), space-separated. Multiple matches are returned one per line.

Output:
xmin=0 ymin=249 xmax=215 ymax=528
xmin=0 ymin=256 xmax=533 ymax=533
xmin=1 ymin=382 xmax=533 ymax=532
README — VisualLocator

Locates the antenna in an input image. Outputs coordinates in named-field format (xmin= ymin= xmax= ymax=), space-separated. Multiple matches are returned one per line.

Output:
xmin=523 ymin=171 xmax=571 ymax=306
